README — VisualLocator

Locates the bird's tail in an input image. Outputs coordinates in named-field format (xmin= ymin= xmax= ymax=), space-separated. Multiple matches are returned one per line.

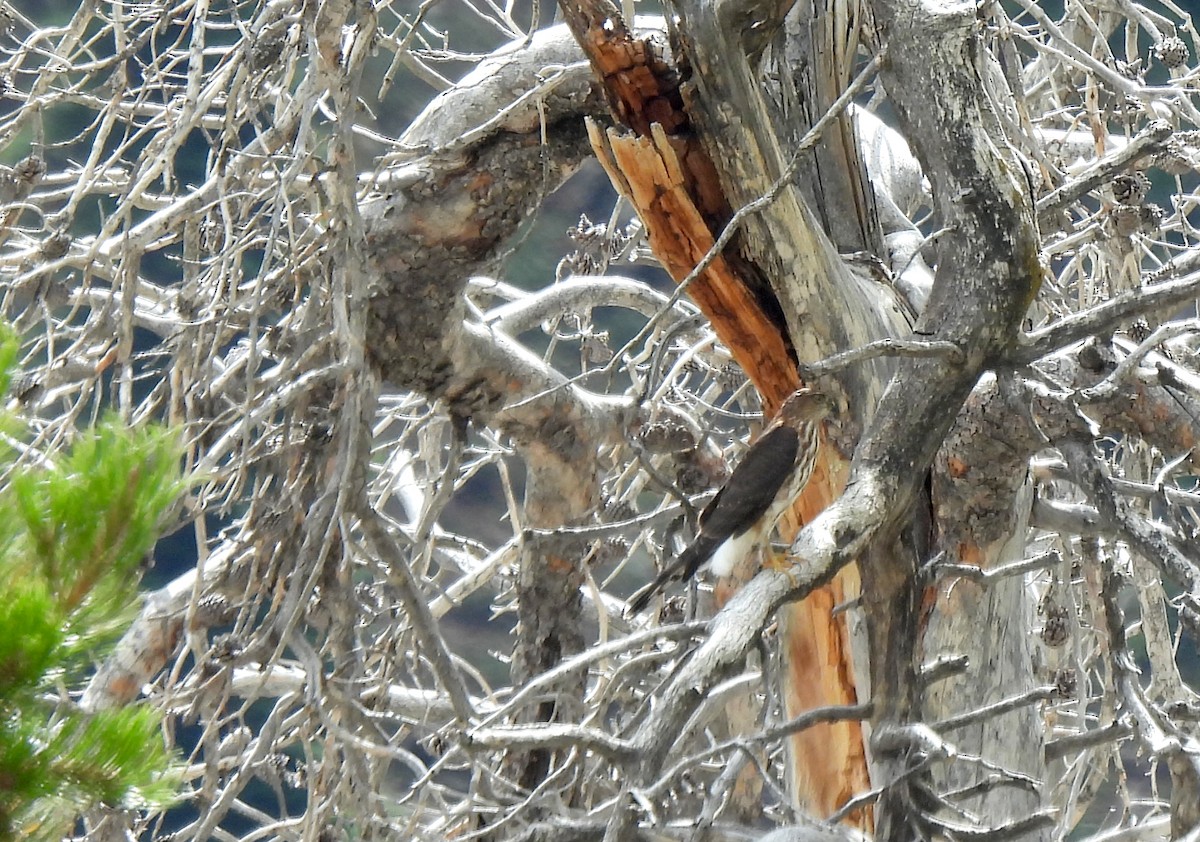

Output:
xmin=625 ymin=540 xmax=712 ymax=614
xmin=626 ymin=566 xmax=678 ymax=614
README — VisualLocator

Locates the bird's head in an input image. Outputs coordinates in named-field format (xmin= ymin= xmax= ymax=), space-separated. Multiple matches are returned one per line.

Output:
xmin=776 ymin=389 xmax=835 ymax=425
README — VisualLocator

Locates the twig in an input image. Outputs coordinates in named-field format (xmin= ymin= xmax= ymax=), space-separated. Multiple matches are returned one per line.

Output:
xmin=484 ymin=275 xmax=697 ymax=336
xmin=473 ymin=621 xmax=704 ymax=728
xmin=359 ymin=512 xmax=476 ymax=724
xmin=799 ymin=337 xmax=964 ymax=380
xmin=1012 ymin=270 xmax=1200 ymax=364
xmin=1078 ymin=319 xmax=1200 ymax=402
xmin=1036 ymin=121 xmax=1173 ymax=224
xmin=918 ymin=654 xmax=970 ymax=686
xmin=1030 ymin=498 xmax=1107 ymax=536
xmin=643 ymin=702 xmax=872 ymax=797
xmin=1044 ymin=721 xmax=1133 ymax=761
xmin=523 ymin=503 xmax=685 ymax=540
xmin=930 ymin=549 xmax=1064 ymax=584
xmin=1097 ymin=550 xmax=1200 ymax=816
xmin=1032 ymin=455 xmax=1200 ymax=508
xmin=1057 ymin=436 xmax=1200 ymax=595
xmin=934 ymin=685 xmax=1060 ymax=732
xmin=464 ymin=722 xmax=631 ymax=760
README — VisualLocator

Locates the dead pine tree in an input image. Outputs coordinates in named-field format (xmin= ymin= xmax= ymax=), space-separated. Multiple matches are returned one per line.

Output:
xmin=3 ymin=0 xmax=1200 ymax=838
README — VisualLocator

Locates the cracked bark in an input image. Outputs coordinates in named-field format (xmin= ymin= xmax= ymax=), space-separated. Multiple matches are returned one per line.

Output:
xmin=923 ymin=377 xmax=1049 ymax=840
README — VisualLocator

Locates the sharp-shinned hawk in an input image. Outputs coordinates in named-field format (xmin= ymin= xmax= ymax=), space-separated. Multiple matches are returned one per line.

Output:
xmin=628 ymin=389 xmax=833 ymax=613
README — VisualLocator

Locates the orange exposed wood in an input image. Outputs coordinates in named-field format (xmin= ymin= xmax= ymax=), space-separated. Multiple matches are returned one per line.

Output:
xmin=557 ymin=0 xmax=687 ymax=139
xmin=780 ymin=498 xmax=871 ymax=824
xmin=589 ymin=122 xmax=799 ymax=396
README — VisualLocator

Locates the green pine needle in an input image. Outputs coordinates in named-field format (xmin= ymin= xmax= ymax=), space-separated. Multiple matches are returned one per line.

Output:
xmin=0 ymin=323 xmax=189 ymax=838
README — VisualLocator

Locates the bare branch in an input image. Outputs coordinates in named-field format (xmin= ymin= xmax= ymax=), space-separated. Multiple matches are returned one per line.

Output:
xmin=1037 ymin=121 xmax=1173 ymax=225
xmin=798 ymin=337 xmax=965 ymax=380
xmin=1014 ymin=271 xmax=1200 ymax=364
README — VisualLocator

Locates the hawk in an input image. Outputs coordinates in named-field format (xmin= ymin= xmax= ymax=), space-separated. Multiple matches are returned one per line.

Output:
xmin=628 ymin=389 xmax=833 ymax=613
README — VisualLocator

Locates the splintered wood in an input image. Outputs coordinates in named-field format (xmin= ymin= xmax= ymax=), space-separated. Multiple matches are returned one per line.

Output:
xmin=588 ymin=120 xmax=799 ymax=397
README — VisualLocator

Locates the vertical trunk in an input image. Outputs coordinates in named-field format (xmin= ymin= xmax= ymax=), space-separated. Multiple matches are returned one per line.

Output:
xmin=770 ymin=0 xmax=883 ymax=255
xmin=923 ymin=379 xmax=1050 ymax=840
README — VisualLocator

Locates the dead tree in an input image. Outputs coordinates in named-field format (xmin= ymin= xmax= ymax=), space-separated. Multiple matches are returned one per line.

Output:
xmin=2 ymin=0 xmax=1200 ymax=838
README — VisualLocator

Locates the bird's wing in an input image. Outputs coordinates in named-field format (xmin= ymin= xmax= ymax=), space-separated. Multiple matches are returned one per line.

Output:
xmin=696 ymin=423 xmax=801 ymax=542
xmin=626 ymin=424 xmax=802 ymax=614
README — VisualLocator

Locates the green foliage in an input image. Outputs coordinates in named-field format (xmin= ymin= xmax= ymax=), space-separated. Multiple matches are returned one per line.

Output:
xmin=0 ymin=325 xmax=187 ymax=839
